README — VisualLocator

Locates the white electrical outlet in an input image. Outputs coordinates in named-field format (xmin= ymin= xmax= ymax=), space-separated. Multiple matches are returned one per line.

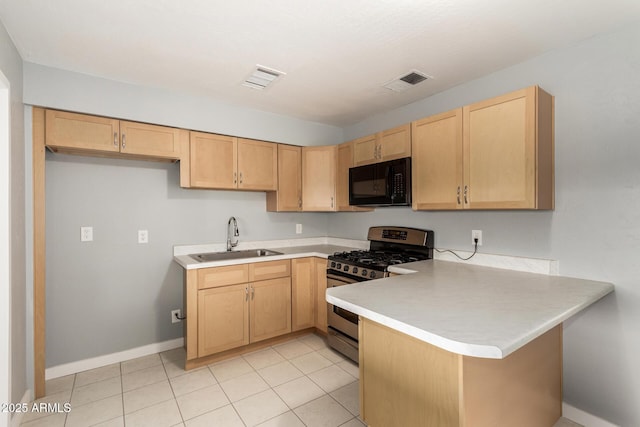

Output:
xmin=80 ymin=226 xmax=93 ymax=242
xmin=472 ymin=230 xmax=483 ymax=246
xmin=138 ymin=229 xmax=149 ymax=244
xmin=296 ymin=224 xmax=302 ymax=234
xmin=171 ymin=309 xmax=182 ymax=324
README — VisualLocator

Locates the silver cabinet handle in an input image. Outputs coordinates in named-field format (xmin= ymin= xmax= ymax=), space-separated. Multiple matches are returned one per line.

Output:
xmin=464 ymin=185 xmax=469 ymax=205
xmin=234 ymin=172 xmax=237 ymax=185
xmin=457 ymin=186 xmax=461 ymax=205
xmin=114 ymin=132 xmax=118 ymax=149
xmin=331 ymin=196 xmax=334 ymax=208
xmin=239 ymin=172 xmax=243 ymax=184
xmin=121 ymin=134 xmax=126 ymax=150
xmin=298 ymin=197 xmax=302 ymax=209
xmin=245 ymin=286 xmax=248 ymax=301
xmin=251 ymin=285 xmax=255 ymax=300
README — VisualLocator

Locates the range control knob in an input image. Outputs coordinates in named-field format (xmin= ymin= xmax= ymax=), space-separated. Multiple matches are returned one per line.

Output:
xmin=362 ymin=269 xmax=368 ymax=277
xmin=369 ymin=271 xmax=376 ymax=279
xmin=336 ymin=263 xmax=342 ymax=270
xmin=343 ymin=265 xmax=349 ymax=272
xmin=330 ymin=261 xmax=336 ymax=268
xmin=353 ymin=267 xmax=359 ymax=274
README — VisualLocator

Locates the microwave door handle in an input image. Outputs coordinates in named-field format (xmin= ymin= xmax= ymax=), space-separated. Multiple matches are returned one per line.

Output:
xmin=386 ymin=167 xmax=393 ymax=200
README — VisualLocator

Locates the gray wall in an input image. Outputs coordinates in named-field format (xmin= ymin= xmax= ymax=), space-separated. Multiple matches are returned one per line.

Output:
xmin=23 ymin=63 xmax=344 ymax=147
xmin=23 ymin=65 xmax=341 ymax=367
xmin=44 ymin=154 xmax=329 ymax=365
xmin=0 ymin=17 xmax=27 ymax=408
xmin=336 ymin=23 xmax=640 ymax=426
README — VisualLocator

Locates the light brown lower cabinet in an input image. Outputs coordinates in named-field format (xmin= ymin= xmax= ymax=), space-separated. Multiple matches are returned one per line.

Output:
xmin=198 ymin=283 xmax=249 ymax=356
xmin=194 ymin=260 xmax=292 ymax=358
xmin=314 ymin=258 xmax=328 ymax=333
xmin=187 ymin=257 xmax=328 ymax=362
xmin=291 ymin=257 xmax=329 ymax=333
xmin=292 ymin=258 xmax=316 ymax=331
xmin=359 ymin=318 xmax=562 ymax=427
xmin=249 ymin=277 xmax=292 ymax=342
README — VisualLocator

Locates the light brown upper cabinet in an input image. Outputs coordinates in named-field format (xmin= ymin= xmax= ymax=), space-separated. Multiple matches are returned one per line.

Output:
xmin=336 ymin=141 xmax=373 ymax=212
xmin=412 ymin=85 xmax=554 ymax=210
xmin=237 ymin=138 xmax=278 ymax=191
xmin=352 ymin=133 xmax=379 ymax=166
xmin=267 ymin=144 xmax=302 ymax=212
xmin=45 ymin=109 xmax=184 ymax=160
xmin=302 ymin=145 xmax=337 ymax=211
xmin=187 ymin=132 xmax=277 ymax=191
xmin=412 ymin=109 xmax=464 ymax=210
xmin=353 ymin=124 xmax=412 ymax=166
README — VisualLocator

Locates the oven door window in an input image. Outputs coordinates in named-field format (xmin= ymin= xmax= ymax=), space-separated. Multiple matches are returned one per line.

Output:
xmin=333 ymin=305 xmax=358 ymax=324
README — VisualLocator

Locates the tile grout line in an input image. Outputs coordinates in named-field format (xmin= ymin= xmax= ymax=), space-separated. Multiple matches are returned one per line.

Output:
xmin=209 ymin=362 xmax=250 ymax=427
xmin=119 ymin=362 xmax=125 ymax=427
xmin=163 ymin=356 xmax=185 ymax=425
xmin=64 ymin=373 xmax=76 ymax=426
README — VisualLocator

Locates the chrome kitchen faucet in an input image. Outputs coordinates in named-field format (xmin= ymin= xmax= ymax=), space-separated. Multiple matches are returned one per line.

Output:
xmin=227 ymin=216 xmax=239 ymax=251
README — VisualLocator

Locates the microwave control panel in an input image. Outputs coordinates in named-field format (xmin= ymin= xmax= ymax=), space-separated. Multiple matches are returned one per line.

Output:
xmin=393 ymin=173 xmax=405 ymax=196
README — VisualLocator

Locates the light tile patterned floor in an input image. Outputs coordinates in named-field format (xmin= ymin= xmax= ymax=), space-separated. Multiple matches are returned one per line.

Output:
xmin=21 ymin=333 xmax=364 ymax=427
xmin=21 ymin=332 xmax=583 ymax=427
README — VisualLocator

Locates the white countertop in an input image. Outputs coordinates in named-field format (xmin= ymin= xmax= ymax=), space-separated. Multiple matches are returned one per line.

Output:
xmin=173 ymin=237 xmax=367 ymax=270
xmin=326 ymin=259 xmax=614 ymax=359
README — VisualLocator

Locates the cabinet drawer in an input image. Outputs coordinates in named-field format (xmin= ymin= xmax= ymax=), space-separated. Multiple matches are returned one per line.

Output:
xmin=249 ymin=259 xmax=291 ymax=281
xmin=198 ymin=264 xmax=249 ymax=290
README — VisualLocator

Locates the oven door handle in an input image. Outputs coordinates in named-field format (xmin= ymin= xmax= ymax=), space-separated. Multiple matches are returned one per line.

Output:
xmin=326 ymin=270 xmax=366 ymax=284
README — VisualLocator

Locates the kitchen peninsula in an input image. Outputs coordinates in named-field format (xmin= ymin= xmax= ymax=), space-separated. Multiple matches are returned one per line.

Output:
xmin=326 ymin=260 xmax=613 ymax=427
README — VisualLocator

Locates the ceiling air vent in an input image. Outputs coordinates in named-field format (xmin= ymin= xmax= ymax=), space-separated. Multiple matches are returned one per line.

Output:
xmin=242 ymin=65 xmax=286 ymax=90
xmin=383 ymin=70 xmax=431 ymax=93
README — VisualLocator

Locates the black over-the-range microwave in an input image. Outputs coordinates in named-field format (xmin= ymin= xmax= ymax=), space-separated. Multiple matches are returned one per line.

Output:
xmin=349 ymin=157 xmax=411 ymax=206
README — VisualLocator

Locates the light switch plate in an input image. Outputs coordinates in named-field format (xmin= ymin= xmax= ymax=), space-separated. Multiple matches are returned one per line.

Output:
xmin=80 ymin=226 xmax=93 ymax=242
xmin=138 ymin=230 xmax=149 ymax=244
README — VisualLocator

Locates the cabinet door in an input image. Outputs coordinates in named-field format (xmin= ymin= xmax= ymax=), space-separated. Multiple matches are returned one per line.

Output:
xmin=352 ymin=134 xmax=379 ymax=166
xmin=237 ymin=138 xmax=278 ymax=191
xmin=198 ymin=284 xmax=249 ymax=357
xmin=45 ymin=110 xmax=120 ymax=153
xmin=292 ymin=258 xmax=315 ymax=331
xmin=314 ymin=258 xmax=328 ymax=333
xmin=463 ymin=86 xmax=537 ymax=209
xmin=250 ymin=277 xmax=292 ymax=343
xmin=119 ymin=121 xmax=182 ymax=159
xmin=302 ymin=146 xmax=337 ymax=211
xmin=189 ymin=131 xmax=237 ymax=189
xmin=412 ymin=109 xmax=463 ymax=210
xmin=380 ymin=124 xmax=411 ymax=161
xmin=267 ymin=144 xmax=301 ymax=211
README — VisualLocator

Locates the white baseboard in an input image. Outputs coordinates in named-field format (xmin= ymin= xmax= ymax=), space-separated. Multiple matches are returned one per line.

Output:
xmin=563 ymin=402 xmax=619 ymax=427
xmin=10 ymin=389 xmax=33 ymax=427
xmin=45 ymin=338 xmax=184 ymax=380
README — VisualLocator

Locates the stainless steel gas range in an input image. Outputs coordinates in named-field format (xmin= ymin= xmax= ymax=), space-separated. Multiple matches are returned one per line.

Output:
xmin=326 ymin=226 xmax=434 ymax=362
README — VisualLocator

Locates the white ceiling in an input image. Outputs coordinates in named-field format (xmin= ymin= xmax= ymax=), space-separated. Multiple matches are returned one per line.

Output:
xmin=2 ymin=0 xmax=640 ymax=127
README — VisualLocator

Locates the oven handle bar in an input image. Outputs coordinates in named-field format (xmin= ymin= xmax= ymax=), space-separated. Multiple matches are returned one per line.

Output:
xmin=326 ymin=269 xmax=369 ymax=284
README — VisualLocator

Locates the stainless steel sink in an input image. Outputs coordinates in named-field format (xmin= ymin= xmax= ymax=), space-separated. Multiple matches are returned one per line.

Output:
xmin=189 ymin=249 xmax=283 ymax=263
